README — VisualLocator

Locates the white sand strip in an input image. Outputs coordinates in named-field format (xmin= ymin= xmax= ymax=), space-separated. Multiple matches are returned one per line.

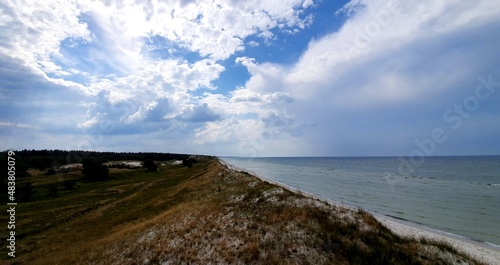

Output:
xmin=374 ymin=215 xmax=500 ymax=265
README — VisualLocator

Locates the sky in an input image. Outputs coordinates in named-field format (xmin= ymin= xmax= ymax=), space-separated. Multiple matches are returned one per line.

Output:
xmin=1 ymin=0 xmax=499 ymax=157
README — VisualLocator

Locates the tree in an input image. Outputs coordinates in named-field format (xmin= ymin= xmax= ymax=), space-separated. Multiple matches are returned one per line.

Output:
xmin=29 ymin=156 xmax=55 ymax=170
xmin=182 ymin=158 xmax=197 ymax=168
xmin=82 ymin=159 xmax=109 ymax=181
xmin=142 ymin=159 xmax=158 ymax=171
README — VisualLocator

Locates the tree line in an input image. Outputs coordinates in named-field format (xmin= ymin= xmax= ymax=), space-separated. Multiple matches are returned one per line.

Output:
xmin=2 ymin=149 xmax=192 ymax=171
xmin=1 ymin=149 xmax=196 ymax=202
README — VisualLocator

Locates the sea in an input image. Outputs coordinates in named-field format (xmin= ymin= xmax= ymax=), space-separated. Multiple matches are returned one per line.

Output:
xmin=221 ymin=156 xmax=500 ymax=247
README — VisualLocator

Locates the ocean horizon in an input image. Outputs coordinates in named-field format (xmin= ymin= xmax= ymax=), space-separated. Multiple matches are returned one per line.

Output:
xmin=221 ymin=155 xmax=500 ymax=247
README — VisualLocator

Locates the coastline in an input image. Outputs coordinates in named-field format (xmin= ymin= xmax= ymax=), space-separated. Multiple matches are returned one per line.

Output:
xmin=15 ymin=155 xmax=497 ymax=264
xmin=374 ymin=214 xmax=500 ymax=265
xmin=219 ymin=158 xmax=500 ymax=265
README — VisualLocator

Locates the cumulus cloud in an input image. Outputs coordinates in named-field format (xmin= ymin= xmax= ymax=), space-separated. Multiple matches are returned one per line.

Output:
xmin=247 ymin=41 xmax=260 ymax=47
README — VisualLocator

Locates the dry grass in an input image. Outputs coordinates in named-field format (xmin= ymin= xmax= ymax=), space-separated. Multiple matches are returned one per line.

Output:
xmin=1 ymin=158 xmax=486 ymax=265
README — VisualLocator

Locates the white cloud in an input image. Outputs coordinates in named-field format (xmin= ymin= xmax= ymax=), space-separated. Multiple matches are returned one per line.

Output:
xmin=1 ymin=0 xmax=316 ymax=87
xmin=194 ymin=119 xmax=236 ymax=145
xmin=235 ymin=57 xmax=287 ymax=94
xmin=247 ymin=41 xmax=260 ymax=47
xmin=0 ymin=0 xmax=91 ymax=75
xmin=126 ymin=0 xmax=317 ymax=60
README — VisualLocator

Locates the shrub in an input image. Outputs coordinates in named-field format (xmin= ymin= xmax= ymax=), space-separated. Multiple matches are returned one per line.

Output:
xmin=143 ymin=160 xmax=158 ymax=171
xmin=182 ymin=158 xmax=197 ymax=168
xmin=82 ymin=159 xmax=109 ymax=181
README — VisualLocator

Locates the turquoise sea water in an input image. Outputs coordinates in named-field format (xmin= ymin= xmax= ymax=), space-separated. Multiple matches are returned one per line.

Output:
xmin=221 ymin=156 xmax=500 ymax=246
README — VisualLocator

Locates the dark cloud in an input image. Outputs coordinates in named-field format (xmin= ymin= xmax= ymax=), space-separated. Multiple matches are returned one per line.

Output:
xmin=82 ymin=92 xmax=175 ymax=135
xmin=144 ymin=98 xmax=173 ymax=122
xmin=261 ymin=112 xmax=304 ymax=137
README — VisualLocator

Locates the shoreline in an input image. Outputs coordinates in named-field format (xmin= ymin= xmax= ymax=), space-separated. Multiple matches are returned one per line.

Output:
xmin=374 ymin=214 xmax=500 ymax=265
xmin=219 ymin=158 xmax=500 ymax=265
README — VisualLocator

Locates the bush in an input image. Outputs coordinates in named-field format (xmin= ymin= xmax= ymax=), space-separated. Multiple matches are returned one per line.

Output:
xmin=182 ymin=158 xmax=197 ymax=168
xmin=143 ymin=159 xmax=158 ymax=171
xmin=82 ymin=159 xmax=109 ymax=181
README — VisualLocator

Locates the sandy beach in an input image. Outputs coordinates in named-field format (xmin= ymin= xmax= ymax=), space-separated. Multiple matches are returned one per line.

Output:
xmin=375 ymin=215 xmax=500 ymax=265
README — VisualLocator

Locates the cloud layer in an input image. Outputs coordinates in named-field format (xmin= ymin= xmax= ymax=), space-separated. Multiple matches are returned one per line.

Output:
xmin=1 ymin=0 xmax=499 ymax=156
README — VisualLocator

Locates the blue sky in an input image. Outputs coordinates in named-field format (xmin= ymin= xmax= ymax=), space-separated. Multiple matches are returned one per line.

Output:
xmin=1 ymin=0 xmax=499 ymax=157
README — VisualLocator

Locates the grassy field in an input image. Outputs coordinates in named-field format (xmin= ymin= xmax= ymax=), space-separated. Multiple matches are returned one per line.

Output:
xmin=0 ymin=157 xmax=485 ymax=264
